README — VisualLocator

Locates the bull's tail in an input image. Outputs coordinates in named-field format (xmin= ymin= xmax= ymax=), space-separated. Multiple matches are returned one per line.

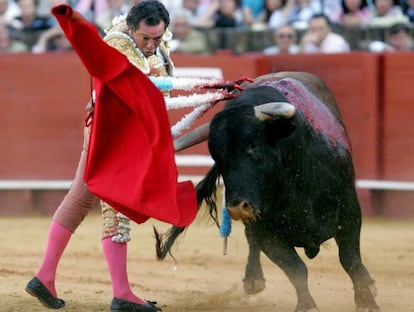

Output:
xmin=153 ymin=225 xmax=186 ymax=260
xmin=154 ymin=165 xmax=221 ymax=260
xmin=196 ymin=164 xmax=221 ymax=227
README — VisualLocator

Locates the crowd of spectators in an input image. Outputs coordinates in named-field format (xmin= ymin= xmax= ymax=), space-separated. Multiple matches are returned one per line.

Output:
xmin=0 ymin=0 xmax=413 ymax=54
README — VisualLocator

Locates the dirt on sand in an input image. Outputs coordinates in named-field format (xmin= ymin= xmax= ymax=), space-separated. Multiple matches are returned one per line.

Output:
xmin=0 ymin=213 xmax=413 ymax=312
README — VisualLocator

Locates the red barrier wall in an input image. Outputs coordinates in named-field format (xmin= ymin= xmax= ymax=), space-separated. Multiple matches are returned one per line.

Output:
xmin=382 ymin=53 xmax=414 ymax=180
xmin=0 ymin=53 xmax=90 ymax=215
xmin=0 ymin=52 xmax=412 ymax=217
xmin=378 ymin=53 xmax=414 ymax=217
xmin=0 ymin=52 xmax=90 ymax=179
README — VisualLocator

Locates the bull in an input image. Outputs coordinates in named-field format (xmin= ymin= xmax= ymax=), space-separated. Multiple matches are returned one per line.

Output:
xmin=155 ymin=72 xmax=380 ymax=312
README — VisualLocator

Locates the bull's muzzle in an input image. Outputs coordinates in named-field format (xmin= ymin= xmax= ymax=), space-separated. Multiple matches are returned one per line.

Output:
xmin=227 ymin=201 xmax=256 ymax=222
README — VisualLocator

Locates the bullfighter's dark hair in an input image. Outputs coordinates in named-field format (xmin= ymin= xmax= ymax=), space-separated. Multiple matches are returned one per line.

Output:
xmin=127 ymin=0 xmax=170 ymax=31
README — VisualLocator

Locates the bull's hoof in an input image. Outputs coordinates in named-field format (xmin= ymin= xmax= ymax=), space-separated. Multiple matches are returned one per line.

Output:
xmin=356 ymin=283 xmax=380 ymax=311
xmin=355 ymin=283 xmax=380 ymax=312
xmin=295 ymin=297 xmax=318 ymax=312
xmin=243 ymin=278 xmax=265 ymax=294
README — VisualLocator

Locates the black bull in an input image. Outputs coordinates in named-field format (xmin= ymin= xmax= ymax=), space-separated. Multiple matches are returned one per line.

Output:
xmin=155 ymin=72 xmax=380 ymax=312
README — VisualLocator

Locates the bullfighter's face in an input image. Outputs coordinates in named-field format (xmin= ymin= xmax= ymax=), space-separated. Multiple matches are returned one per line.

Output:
xmin=130 ymin=20 xmax=166 ymax=58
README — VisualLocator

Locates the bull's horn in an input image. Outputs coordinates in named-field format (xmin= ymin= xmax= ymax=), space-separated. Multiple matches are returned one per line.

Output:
xmin=174 ymin=122 xmax=210 ymax=152
xmin=254 ymin=102 xmax=295 ymax=121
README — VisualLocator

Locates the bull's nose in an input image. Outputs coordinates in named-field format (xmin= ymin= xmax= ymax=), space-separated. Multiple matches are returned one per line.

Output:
xmin=227 ymin=200 xmax=255 ymax=222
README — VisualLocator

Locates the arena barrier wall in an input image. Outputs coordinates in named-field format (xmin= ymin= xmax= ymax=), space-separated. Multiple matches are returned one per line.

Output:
xmin=0 ymin=51 xmax=412 ymax=217
xmin=375 ymin=53 xmax=414 ymax=217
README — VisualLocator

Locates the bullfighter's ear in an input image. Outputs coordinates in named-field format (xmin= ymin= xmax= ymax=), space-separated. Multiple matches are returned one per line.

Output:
xmin=254 ymin=102 xmax=295 ymax=121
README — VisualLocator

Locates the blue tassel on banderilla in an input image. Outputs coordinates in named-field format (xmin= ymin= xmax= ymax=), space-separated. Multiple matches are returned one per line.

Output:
xmin=220 ymin=206 xmax=232 ymax=238
xmin=219 ymin=184 xmax=231 ymax=255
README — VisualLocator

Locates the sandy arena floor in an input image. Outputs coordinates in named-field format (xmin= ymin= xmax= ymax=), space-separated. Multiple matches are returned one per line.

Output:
xmin=0 ymin=212 xmax=413 ymax=312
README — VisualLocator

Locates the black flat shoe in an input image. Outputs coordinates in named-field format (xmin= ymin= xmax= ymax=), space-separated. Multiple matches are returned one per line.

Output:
xmin=110 ymin=297 xmax=162 ymax=312
xmin=25 ymin=277 xmax=65 ymax=309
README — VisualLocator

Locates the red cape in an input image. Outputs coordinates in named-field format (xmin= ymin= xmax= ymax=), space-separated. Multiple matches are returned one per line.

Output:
xmin=52 ymin=5 xmax=197 ymax=227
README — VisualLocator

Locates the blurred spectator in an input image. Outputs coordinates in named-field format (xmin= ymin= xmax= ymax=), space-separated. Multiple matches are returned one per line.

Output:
xmin=182 ymin=0 xmax=207 ymax=17
xmin=332 ymin=0 xmax=373 ymax=27
xmin=128 ymin=0 xmax=143 ymax=6
xmin=43 ymin=31 xmax=72 ymax=51
xmin=0 ymin=0 xmax=11 ymax=25
xmin=195 ymin=0 xmax=243 ymax=28
xmin=263 ymin=23 xmax=300 ymax=54
xmin=0 ymin=22 xmax=28 ymax=52
xmin=0 ymin=0 xmax=20 ymax=25
xmin=94 ymin=0 xmax=129 ymax=30
xmin=190 ymin=0 xmax=218 ymax=27
xmin=285 ymin=0 xmax=322 ymax=30
xmin=300 ymin=13 xmax=350 ymax=53
xmin=31 ymin=0 xmax=73 ymax=53
xmin=241 ymin=0 xmax=265 ymax=26
xmin=37 ymin=0 xmax=51 ymax=16
xmin=322 ymin=0 xmax=341 ymax=18
xmin=214 ymin=0 xmax=242 ymax=27
xmin=370 ymin=0 xmax=408 ymax=27
xmin=264 ymin=0 xmax=291 ymax=29
xmin=31 ymin=23 xmax=72 ymax=52
xmin=169 ymin=8 xmax=209 ymax=54
xmin=182 ymin=0 xmax=198 ymax=14
xmin=400 ymin=0 xmax=414 ymax=22
xmin=74 ymin=0 xmax=109 ymax=25
xmin=159 ymin=0 xmax=182 ymax=13
xmin=9 ymin=0 xmax=53 ymax=48
xmin=368 ymin=21 xmax=414 ymax=51
xmin=174 ymin=0 xmax=211 ymax=27
xmin=46 ymin=0 xmax=71 ymax=25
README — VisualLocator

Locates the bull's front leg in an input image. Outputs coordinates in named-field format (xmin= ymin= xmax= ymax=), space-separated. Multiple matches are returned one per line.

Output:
xmin=257 ymin=227 xmax=318 ymax=312
xmin=243 ymin=224 xmax=266 ymax=294
xmin=335 ymin=219 xmax=380 ymax=312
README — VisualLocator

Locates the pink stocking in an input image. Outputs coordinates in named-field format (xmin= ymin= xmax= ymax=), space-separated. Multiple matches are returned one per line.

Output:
xmin=102 ymin=237 xmax=145 ymax=304
xmin=36 ymin=221 xmax=72 ymax=297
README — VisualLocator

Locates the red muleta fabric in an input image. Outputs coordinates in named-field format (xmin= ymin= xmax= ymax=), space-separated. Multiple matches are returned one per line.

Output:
xmin=52 ymin=4 xmax=197 ymax=227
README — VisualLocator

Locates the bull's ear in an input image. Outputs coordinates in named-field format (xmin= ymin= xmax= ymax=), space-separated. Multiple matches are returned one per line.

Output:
xmin=254 ymin=102 xmax=295 ymax=121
